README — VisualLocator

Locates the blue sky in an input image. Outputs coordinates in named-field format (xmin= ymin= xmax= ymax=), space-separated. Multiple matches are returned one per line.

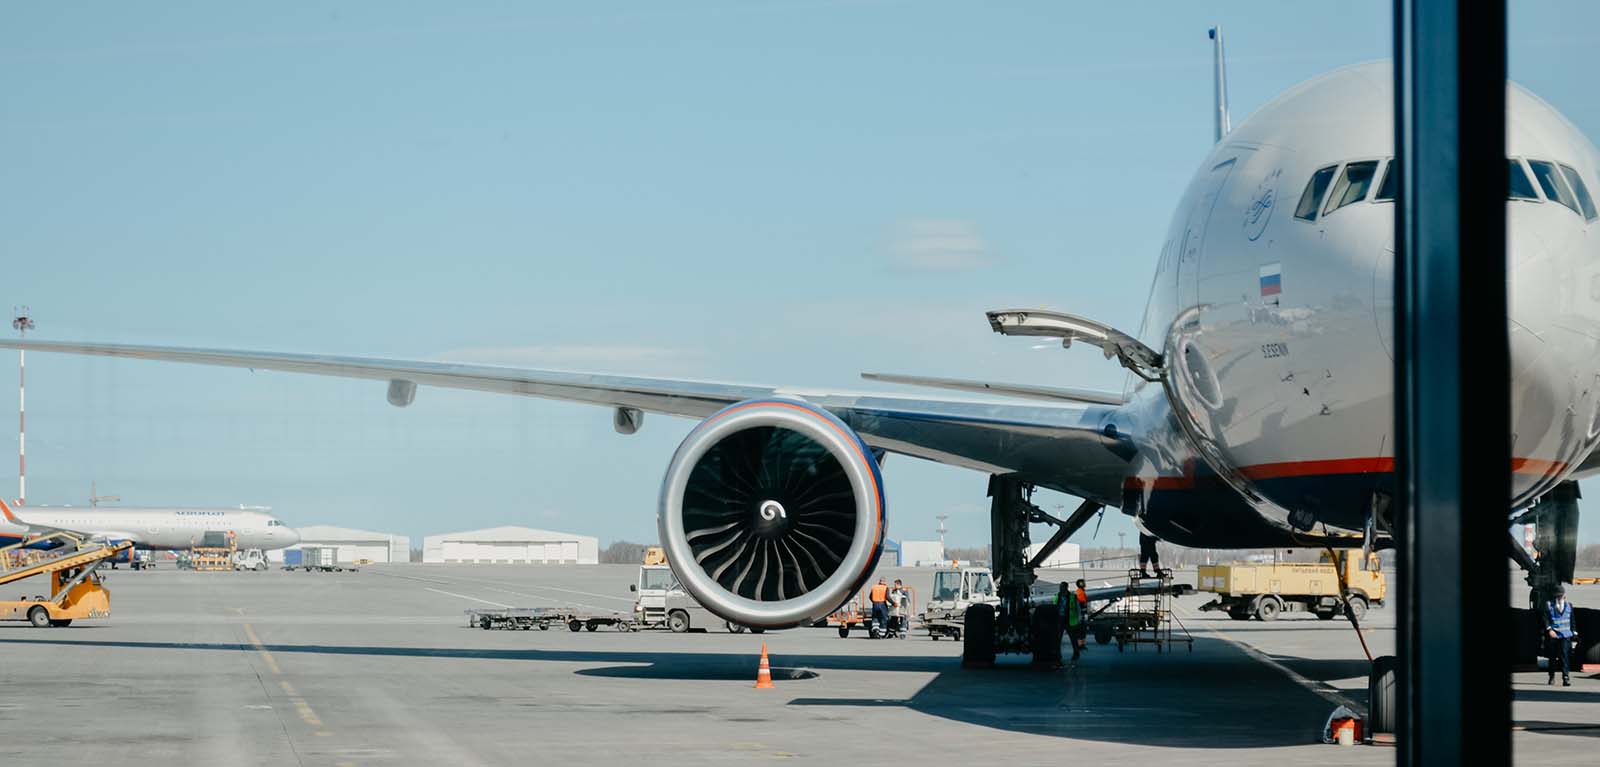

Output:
xmin=3 ymin=2 xmax=1597 ymax=548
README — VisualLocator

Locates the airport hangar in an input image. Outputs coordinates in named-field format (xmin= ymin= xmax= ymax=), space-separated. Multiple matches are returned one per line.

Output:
xmin=422 ymin=525 xmax=599 ymax=565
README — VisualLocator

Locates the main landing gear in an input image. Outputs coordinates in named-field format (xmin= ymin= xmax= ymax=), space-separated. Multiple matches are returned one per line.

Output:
xmin=961 ymin=474 xmax=1101 ymax=669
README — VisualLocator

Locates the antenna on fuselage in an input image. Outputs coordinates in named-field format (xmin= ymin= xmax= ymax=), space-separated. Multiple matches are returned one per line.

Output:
xmin=1209 ymin=25 xmax=1231 ymax=143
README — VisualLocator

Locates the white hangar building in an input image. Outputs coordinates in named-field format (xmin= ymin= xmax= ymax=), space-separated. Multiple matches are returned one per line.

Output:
xmin=422 ymin=526 xmax=599 ymax=565
xmin=271 ymin=525 xmax=410 ymax=564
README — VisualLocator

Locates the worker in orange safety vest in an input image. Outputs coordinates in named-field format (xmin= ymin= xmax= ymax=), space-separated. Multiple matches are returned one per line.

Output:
xmin=868 ymin=578 xmax=890 ymax=637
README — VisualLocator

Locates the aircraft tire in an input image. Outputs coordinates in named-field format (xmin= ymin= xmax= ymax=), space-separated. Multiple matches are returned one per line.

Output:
xmin=961 ymin=604 xmax=996 ymax=668
xmin=1368 ymin=655 xmax=1398 ymax=735
xmin=1031 ymin=608 xmax=1061 ymax=668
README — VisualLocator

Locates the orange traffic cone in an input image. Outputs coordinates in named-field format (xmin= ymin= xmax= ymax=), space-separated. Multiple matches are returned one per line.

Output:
xmin=754 ymin=643 xmax=775 ymax=689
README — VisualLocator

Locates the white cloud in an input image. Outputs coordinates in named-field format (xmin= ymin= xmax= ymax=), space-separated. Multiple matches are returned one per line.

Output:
xmin=888 ymin=219 xmax=996 ymax=272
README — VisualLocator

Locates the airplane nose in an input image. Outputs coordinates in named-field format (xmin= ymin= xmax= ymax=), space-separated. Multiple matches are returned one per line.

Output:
xmin=1506 ymin=208 xmax=1600 ymax=503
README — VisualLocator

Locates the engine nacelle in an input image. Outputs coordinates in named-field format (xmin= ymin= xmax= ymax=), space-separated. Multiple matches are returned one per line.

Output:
xmin=658 ymin=399 xmax=886 ymax=629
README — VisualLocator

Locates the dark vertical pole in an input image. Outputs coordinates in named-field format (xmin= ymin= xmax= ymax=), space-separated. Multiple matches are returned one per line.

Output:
xmin=1393 ymin=0 xmax=1510 ymax=764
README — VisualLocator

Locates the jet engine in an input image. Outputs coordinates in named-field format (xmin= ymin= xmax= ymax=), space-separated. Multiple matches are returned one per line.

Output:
xmin=658 ymin=399 xmax=886 ymax=629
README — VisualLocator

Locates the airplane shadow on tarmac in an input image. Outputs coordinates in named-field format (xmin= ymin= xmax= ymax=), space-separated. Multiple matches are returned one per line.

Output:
xmin=0 ymin=634 xmax=1349 ymax=748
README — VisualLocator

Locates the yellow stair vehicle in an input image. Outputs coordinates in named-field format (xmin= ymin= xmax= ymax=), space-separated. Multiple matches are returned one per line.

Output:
xmin=1197 ymin=551 xmax=1385 ymax=621
xmin=0 ymin=532 xmax=132 ymax=628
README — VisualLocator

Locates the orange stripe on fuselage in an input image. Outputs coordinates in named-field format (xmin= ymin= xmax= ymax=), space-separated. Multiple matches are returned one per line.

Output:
xmin=1128 ymin=456 xmax=1568 ymax=488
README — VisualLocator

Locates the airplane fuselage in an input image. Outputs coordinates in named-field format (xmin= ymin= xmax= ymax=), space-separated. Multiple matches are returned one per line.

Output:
xmin=1110 ymin=62 xmax=1600 ymax=547
xmin=1 ymin=507 xmax=300 ymax=551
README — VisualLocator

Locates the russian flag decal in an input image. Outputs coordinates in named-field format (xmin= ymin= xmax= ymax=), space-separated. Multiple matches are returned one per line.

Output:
xmin=1259 ymin=262 xmax=1282 ymax=298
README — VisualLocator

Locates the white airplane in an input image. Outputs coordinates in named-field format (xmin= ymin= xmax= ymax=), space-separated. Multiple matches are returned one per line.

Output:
xmin=0 ymin=498 xmax=300 ymax=552
xmin=3 ymin=34 xmax=1596 ymax=651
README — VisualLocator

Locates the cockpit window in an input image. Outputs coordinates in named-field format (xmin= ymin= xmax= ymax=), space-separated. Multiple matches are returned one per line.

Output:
xmin=1528 ymin=160 xmax=1581 ymax=214
xmin=1323 ymin=160 xmax=1380 ymax=214
xmin=1374 ymin=160 xmax=1397 ymax=201
xmin=1559 ymin=163 xmax=1598 ymax=221
xmin=1509 ymin=159 xmax=1539 ymax=201
xmin=1294 ymin=165 xmax=1338 ymax=221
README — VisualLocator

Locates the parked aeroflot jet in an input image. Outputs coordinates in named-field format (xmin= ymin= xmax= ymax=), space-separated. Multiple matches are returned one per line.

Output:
xmin=5 ymin=39 xmax=1598 ymax=639
xmin=0 ymin=498 xmax=300 ymax=551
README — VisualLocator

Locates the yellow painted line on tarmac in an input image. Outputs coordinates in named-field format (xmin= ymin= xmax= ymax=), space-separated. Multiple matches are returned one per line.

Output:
xmin=279 ymin=680 xmax=326 ymax=728
xmin=242 ymin=623 xmax=282 ymax=675
xmin=247 ymin=623 xmax=341 ymax=749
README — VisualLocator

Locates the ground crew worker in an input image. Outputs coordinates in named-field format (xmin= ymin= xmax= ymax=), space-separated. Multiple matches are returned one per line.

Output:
xmin=1073 ymin=579 xmax=1090 ymax=654
xmin=1057 ymin=582 xmax=1083 ymax=662
xmin=1138 ymin=533 xmax=1162 ymax=578
xmin=869 ymin=577 xmax=890 ymax=637
xmin=889 ymin=579 xmax=910 ymax=638
xmin=1546 ymin=584 xmax=1576 ymax=686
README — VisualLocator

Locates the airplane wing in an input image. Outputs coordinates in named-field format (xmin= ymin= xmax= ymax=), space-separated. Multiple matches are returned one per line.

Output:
xmin=0 ymin=340 xmax=1133 ymax=505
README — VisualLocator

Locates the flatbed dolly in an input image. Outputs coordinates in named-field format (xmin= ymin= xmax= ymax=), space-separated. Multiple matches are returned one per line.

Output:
xmin=465 ymin=607 xmax=638 ymax=632
xmin=0 ymin=532 xmax=132 ymax=627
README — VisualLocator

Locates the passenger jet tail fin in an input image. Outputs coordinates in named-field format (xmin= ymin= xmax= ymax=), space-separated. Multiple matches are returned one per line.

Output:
xmin=0 ymin=497 xmax=17 ymax=523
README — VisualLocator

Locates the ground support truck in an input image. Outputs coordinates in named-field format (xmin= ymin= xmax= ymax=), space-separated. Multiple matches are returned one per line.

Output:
xmin=630 ymin=562 xmax=763 ymax=633
xmin=1196 ymin=551 xmax=1386 ymax=621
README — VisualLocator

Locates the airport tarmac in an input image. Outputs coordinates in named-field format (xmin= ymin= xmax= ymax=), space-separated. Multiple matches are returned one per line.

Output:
xmin=0 ymin=564 xmax=1594 ymax=765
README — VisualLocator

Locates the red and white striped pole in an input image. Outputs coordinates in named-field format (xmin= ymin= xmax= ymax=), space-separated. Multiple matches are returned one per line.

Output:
xmin=12 ymin=309 xmax=32 ymax=507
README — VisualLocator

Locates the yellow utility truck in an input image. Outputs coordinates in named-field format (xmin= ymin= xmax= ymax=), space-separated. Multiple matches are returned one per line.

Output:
xmin=1197 ymin=551 xmax=1385 ymax=621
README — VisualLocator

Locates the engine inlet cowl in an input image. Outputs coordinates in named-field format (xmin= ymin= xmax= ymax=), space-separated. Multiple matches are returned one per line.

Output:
xmin=658 ymin=399 xmax=886 ymax=629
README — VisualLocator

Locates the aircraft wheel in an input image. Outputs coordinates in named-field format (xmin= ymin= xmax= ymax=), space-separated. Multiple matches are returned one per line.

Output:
xmin=1368 ymin=655 xmax=1398 ymax=735
xmin=27 ymin=606 xmax=50 ymax=628
xmin=961 ymin=604 xmax=996 ymax=668
xmin=1031 ymin=608 xmax=1061 ymax=667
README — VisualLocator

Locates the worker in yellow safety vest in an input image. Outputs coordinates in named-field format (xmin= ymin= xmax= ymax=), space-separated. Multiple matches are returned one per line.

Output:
xmin=1057 ymin=582 xmax=1083 ymax=662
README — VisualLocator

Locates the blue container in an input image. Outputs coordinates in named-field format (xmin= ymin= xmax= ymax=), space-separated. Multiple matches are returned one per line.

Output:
xmin=283 ymin=549 xmax=304 ymax=567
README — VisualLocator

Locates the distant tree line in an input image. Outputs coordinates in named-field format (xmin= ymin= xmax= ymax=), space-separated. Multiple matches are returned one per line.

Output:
xmin=1579 ymin=544 xmax=1600 ymax=569
xmin=600 ymin=540 xmax=656 ymax=564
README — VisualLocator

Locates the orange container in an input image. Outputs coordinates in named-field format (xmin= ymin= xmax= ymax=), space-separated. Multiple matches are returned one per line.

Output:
xmin=1331 ymin=717 xmax=1362 ymax=744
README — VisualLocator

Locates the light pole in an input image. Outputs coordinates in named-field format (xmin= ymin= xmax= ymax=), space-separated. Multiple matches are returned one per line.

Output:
xmin=12 ymin=308 xmax=32 ymax=506
xmin=1118 ymin=531 xmax=1126 ymax=561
